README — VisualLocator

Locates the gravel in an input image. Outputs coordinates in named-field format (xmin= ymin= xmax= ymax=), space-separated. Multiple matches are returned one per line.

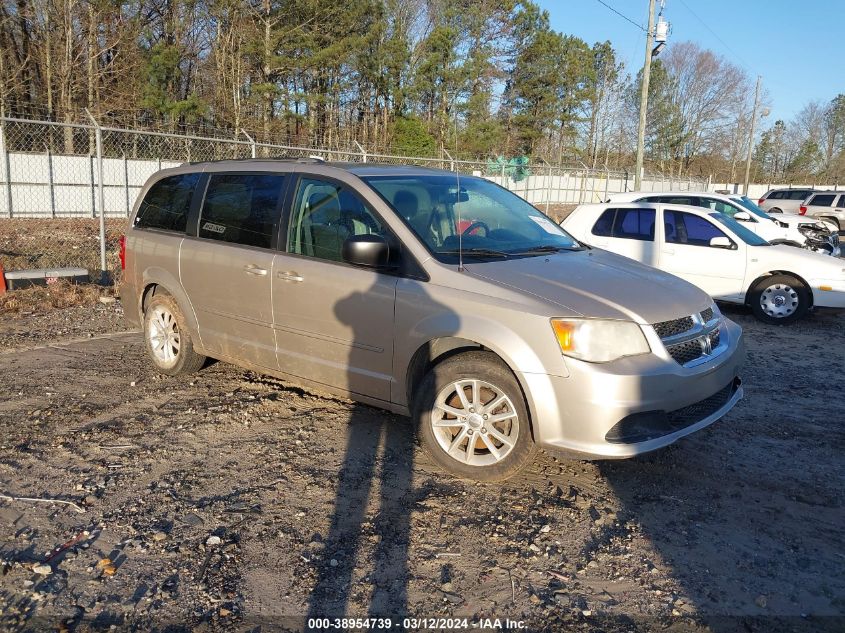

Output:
xmin=0 ymin=302 xmax=843 ymax=631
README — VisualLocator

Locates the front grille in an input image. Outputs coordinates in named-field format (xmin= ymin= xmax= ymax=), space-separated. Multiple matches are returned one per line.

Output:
xmin=666 ymin=339 xmax=704 ymax=365
xmin=700 ymin=307 xmax=714 ymax=323
xmin=605 ymin=378 xmax=740 ymax=443
xmin=653 ymin=316 xmax=694 ymax=338
xmin=709 ymin=329 xmax=720 ymax=349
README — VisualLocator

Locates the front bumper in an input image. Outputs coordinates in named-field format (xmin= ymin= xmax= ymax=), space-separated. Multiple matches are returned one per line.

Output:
xmin=520 ymin=318 xmax=745 ymax=459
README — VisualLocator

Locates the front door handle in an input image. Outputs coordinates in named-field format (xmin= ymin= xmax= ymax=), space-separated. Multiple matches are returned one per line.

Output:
xmin=243 ymin=264 xmax=268 ymax=276
xmin=277 ymin=271 xmax=304 ymax=282
xmin=661 ymin=247 xmax=675 ymax=255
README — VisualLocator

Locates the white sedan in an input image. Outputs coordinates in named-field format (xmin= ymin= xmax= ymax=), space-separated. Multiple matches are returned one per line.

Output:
xmin=605 ymin=191 xmax=840 ymax=255
xmin=562 ymin=202 xmax=845 ymax=324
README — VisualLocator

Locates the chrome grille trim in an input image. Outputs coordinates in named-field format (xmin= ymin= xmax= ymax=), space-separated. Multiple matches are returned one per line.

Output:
xmin=652 ymin=308 xmax=725 ymax=367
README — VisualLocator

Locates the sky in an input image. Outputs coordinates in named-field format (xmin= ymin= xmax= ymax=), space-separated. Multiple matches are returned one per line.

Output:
xmin=536 ymin=0 xmax=843 ymax=123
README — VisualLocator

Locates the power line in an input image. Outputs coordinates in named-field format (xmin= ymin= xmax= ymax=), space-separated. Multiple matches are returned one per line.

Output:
xmin=593 ymin=0 xmax=646 ymax=32
xmin=676 ymin=0 xmax=754 ymax=71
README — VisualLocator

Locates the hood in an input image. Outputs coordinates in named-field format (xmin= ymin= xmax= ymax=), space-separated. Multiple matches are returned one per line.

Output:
xmin=774 ymin=213 xmax=832 ymax=230
xmin=463 ymin=248 xmax=711 ymax=324
xmin=757 ymin=244 xmax=845 ymax=277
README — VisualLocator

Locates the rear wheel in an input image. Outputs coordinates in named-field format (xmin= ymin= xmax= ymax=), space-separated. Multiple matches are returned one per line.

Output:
xmin=143 ymin=294 xmax=206 ymax=375
xmin=749 ymin=274 xmax=809 ymax=324
xmin=413 ymin=351 xmax=536 ymax=481
xmin=769 ymin=207 xmax=783 ymax=214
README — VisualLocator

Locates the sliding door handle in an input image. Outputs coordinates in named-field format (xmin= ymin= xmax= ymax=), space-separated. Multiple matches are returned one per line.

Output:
xmin=243 ymin=264 xmax=268 ymax=276
xmin=277 ymin=271 xmax=304 ymax=282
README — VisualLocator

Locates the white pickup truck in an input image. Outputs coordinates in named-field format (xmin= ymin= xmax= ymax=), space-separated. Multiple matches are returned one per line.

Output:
xmin=562 ymin=202 xmax=845 ymax=324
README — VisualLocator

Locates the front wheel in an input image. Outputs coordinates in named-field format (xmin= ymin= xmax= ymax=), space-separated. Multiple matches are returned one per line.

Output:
xmin=749 ymin=274 xmax=810 ymax=324
xmin=413 ymin=351 xmax=536 ymax=481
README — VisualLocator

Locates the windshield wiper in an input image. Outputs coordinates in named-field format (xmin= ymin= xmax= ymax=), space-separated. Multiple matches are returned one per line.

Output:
xmin=515 ymin=244 xmax=583 ymax=255
xmin=437 ymin=248 xmax=510 ymax=258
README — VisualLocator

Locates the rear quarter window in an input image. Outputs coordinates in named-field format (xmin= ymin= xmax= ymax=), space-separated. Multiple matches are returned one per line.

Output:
xmin=134 ymin=173 xmax=201 ymax=232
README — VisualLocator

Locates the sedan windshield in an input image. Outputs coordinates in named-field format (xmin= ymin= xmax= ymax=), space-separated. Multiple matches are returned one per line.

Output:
xmin=710 ymin=213 xmax=770 ymax=246
xmin=733 ymin=196 xmax=773 ymax=220
xmin=362 ymin=174 xmax=582 ymax=260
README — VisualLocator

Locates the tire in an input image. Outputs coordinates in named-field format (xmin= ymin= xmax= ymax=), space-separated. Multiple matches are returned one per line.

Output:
xmin=769 ymin=207 xmax=783 ymax=214
xmin=143 ymin=294 xmax=206 ymax=375
xmin=413 ymin=351 xmax=536 ymax=481
xmin=749 ymin=274 xmax=810 ymax=325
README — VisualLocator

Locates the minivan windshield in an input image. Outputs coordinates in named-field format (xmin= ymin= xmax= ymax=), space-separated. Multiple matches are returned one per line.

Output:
xmin=733 ymin=196 xmax=773 ymax=220
xmin=710 ymin=213 xmax=770 ymax=246
xmin=363 ymin=174 xmax=582 ymax=260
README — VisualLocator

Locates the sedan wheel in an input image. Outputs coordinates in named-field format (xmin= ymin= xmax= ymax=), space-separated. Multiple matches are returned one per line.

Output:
xmin=759 ymin=283 xmax=799 ymax=319
xmin=750 ymin=274 xmax=809 ymax=324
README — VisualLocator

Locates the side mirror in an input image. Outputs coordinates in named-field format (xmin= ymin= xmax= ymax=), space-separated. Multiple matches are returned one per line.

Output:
xmin=342 ymin=234 xmax=393 ymax=268
xmin=733 ymin=211 xmax=752 ymax=221
xmin=709 ymin=236 xmax=735 ymax=249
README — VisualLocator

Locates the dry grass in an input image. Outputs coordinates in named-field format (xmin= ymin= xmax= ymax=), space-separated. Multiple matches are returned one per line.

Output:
xmin=0 ymin=218 xmax=125 ymax=276
xmin=0 ymin=279 xmax=113 ymax=316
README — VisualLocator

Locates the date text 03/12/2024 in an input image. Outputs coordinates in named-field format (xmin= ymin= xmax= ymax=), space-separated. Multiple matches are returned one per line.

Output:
xmin=306 ymin=617 xmax=527 ymax=630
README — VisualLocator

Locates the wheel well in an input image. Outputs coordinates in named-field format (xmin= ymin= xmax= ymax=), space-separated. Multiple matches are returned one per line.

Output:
xmin=405 ymin=338 xmax=483 ymax=407
xmin=745 ymin=271 xmax=814 ymax=307
xmin=141 ymin=283 xmax=171 ymax=314
xmin=405 ymin=337 xmax=536 ymax=434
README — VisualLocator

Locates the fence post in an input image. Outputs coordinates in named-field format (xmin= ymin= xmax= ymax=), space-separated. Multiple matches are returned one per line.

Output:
xmin=241 ymin=129 xmax=257 ymax=158
xmin=545 ymin=161 xmax=553 ymax=213
xmin=1 ymin=121 xmax=12 ymax=217
xmin=85 ymin=109 xmax=107 ymax=275
xmin=354 ymin=140 xmax=367 ymax=163
xmin=501 ymin=161 xmax=506 ymax=188
xmin=45 ymin=142 xmax=55 ymax=218
xmin=603 ymin=163 xmax=610 ymax=201
xmin=89 ymin=155 xmax=96 ymax=218
xmin=123 ymin=153 xmax=130 ymax=217
xmin=443 ymin=148 xmax=455 ymax=172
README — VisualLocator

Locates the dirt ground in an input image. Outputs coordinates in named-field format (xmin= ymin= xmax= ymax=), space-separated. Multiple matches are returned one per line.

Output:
xmin=0 ymin=301 xmax=843 ymax=633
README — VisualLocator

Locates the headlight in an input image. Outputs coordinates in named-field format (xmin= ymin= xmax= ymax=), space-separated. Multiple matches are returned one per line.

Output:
xmin=550 ymin=318 xmax=650 ymax=363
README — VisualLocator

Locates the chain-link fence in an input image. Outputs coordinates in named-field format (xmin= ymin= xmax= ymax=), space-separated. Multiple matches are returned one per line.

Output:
xmin=0 ymin=115 xmax=709 ymax=279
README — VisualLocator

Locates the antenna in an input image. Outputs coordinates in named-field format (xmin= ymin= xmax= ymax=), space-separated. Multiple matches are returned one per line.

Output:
xmin=444 ymin=148 xmax=463 ymax=272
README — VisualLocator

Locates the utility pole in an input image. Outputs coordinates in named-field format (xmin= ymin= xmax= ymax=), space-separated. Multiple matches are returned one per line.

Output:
xmin=634 ymin=0 xmax=657 ymax=190
xmin=743 ymin=76 xmax=762 ymax=195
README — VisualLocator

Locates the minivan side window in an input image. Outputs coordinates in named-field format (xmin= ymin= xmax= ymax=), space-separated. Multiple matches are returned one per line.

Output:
xmin=790 ymin=190 xmax=812 ymax=200
xmin=198 ymin=173 xmax=285 ymax=249
xmin=809 ymin=194 xmax=835 ymax=207
xmin=664 ymin=211 xmax=728 ymax=247
xmin=134 ymin=173 xmax=200 ymax=232
xmin=288 ymin=178 xmax=385 ymax=262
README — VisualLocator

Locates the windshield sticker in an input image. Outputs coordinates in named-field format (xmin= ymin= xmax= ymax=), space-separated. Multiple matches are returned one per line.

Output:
xmin=529 ymin=216 xmax=564 ymax=234
xmin=202 ymin=222 xmax=226 ymax=234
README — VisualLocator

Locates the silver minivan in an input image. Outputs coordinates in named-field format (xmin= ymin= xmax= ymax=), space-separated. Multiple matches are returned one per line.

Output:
xmin=120 ymin=161 xmax=745 ymax=481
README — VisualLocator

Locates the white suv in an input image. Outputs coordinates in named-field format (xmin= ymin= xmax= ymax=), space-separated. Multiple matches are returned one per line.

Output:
xmin=605 ymin=191 xmax=840 ymax=256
